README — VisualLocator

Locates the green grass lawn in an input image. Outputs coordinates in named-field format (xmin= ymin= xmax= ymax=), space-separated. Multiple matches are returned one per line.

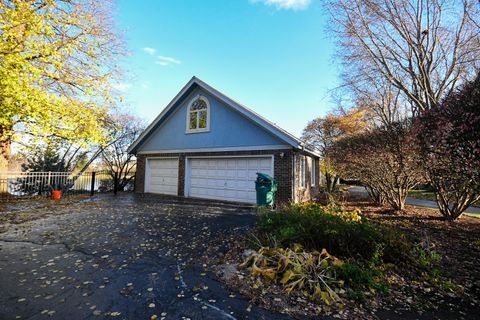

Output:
xmin=408 ymin=189 xmax=437 ymax=201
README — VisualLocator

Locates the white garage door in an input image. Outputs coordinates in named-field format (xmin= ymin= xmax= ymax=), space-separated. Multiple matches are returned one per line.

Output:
xmin=145 ymin=158 xmax=179 ymax=195
xmin=187 ymin=156 xmax=273 ymax=204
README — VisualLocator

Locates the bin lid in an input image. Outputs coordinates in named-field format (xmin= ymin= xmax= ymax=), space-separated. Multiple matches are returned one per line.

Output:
xmin=256 ymin=172 xmax=275 ymax=182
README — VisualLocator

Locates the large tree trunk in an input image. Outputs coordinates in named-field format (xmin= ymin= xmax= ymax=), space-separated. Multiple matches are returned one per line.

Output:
xmin=434 ymin=188 xmax=478 ymax=221
xmin=0 ymin=142 xmax=8 ymax=173
xmin=365 ymin=186 xmax=385 ymax=206
xmin=0 ymin=126 xmax=12 ymax=194
xmin=389 ymin=188 xmax=407 ymax=211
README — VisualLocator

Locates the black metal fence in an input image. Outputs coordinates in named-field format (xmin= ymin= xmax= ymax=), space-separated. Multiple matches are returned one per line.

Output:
xmin=0 ymin=170 xmax=135 ymax=201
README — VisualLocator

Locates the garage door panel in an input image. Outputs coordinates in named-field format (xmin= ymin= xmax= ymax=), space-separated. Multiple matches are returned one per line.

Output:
xmin=191 ymin=178 xmax=205 ymax=187
xmin=248 ymin=170 xmax=259 ymax=179
xmin=262 ymin=163 xmax=271 ymax=169
xmin=237 ymin=180 xmax=250 ymax=188
xmin=151 ymin=170 xmax=177 ymax=178
xmin=150 ymin=185 xmax=175 ymax=194
xmin=209 ymin=169 xmax=219 ymax=177
xmin=236 ymin=170 xmax=247 ymax=178
xmin=237 ymin=159 xmax=247 ymax=168
xmin=187 ymin=156 xmax=273 ymax=204
xmin=191 ymin=168 xmax=203 ymax=176
xmin=207 ymin=188 xmax=217 ymax=197
xmin=225 ymin=180 xmax=237 ymax=188
xmin=150 ymin=163 xmax=177 ymax=170
xmin=217 ymin=160 xmax=227 ymax=168
xmin=150 ymin=176 xmax=177 ymax=185
xmin=225 ymin=190 xmax=236 ymax=198
xmin=247 ymin=159 xmax=259 ymax=167
xmin=146 ymin=158 xmax=178 ymax=195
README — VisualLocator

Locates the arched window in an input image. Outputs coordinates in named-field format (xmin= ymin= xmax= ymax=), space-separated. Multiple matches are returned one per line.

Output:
xmin=186 ymin=95 xmax=210 ymax=133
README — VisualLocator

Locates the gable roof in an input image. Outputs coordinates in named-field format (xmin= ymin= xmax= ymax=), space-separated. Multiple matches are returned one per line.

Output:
xmin=127 ymin=76 xmax=320 ymax=157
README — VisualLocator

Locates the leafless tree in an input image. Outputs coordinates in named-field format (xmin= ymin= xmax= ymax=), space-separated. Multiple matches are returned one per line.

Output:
xmin=349 ymin=76 xmax=410 ymax=126
xmin=327 ymin=0 xmax=480 ymax=115
xmin=100 ymin=114 xmax=145 ymax=191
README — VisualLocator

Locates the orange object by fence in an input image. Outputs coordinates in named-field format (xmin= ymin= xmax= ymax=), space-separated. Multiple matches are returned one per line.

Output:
xmin=52 ymin=190 xmax=62 ymax=200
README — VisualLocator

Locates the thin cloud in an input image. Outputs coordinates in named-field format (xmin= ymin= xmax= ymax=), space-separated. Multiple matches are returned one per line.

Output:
xmin=142 ymin=47 xmax=157 ymax=55
xmin=111 ymin=82 xmax=131 ymax=92
xmin=155 ymin=55 xmax=181 ymax=66
xmin=250 ymin=0 xmax=311 ymax=10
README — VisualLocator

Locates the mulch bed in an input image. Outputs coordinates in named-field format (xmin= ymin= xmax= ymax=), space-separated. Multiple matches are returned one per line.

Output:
xmin=352 ymin=201 xmax=480 ymax=319
xmin=214 ymin=196 xmax=480 ymax=319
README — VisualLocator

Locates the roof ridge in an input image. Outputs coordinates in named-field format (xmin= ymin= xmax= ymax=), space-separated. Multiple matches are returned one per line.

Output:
xmin=192 ymin=77 xmax=305 ymax=146
xmin=128 ymin=76 xmax=320 ymax=157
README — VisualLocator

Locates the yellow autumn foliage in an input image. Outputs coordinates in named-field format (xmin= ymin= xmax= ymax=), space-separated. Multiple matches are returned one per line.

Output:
xmin=0 ymin=0 xmax=122 ymax=147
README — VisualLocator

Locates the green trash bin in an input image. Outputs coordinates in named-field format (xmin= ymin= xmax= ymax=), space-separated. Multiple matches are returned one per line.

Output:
xmin=255 ymin=172 xmax=277 ymax=206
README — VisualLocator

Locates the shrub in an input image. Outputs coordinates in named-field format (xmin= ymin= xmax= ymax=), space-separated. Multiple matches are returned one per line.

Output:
xmin=335 ymin=262 xmax=389 ymax=301
xmin=330 ymin=121 xmax=425 ymax=210
xmin=258 ymin=203 xmax=412 ymax=264
xmin=243 ymin=203 xmax=450 ymax=305
xmin=412 ymin=245 xmax=441 ymax=270
xmin=414 ymin=73 xmax=480 ymax=220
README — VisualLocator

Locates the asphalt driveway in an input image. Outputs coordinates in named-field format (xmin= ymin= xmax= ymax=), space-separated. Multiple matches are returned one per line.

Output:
xmin=0 ymin=194 xmax=291 ymax=320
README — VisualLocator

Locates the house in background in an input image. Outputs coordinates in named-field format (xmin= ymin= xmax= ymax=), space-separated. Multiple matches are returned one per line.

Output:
xmin=128 ymin=77 xmax=320 ymax=204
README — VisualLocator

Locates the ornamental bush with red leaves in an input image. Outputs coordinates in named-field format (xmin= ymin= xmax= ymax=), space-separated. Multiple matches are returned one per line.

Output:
xmin=414 ymin=74 xmax=480 ymax=220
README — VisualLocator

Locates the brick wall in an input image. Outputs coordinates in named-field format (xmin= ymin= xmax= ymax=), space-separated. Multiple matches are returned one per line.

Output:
xmin=135 ymin=149 xmax=295 ymax=204
xmin=135 ymin=153 xmax=146 ymax=194
xmin=178 ymin=155 xmax=186 ymax=196
xmin=273 ymin=150 xmax=294 ymax=204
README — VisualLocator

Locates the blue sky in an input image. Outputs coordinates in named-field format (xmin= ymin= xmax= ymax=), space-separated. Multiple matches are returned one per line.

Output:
xmin=115 ymin=0 xmax=338 ymax=137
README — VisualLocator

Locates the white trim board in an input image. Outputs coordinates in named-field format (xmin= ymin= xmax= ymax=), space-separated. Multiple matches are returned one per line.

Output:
xmin=137 ymin=145 xmax=292 ymax=155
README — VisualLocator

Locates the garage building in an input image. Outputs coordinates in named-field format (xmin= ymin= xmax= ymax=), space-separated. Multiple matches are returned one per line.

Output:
xmin=128 ymin=77 xmax=320 ymax=204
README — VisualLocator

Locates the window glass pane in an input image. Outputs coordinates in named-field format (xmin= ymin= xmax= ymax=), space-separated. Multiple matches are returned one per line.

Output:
xmin=191 ymin=99 xmax=207 ymax=111
xmin=189 ymin=112 xmax=197 ymax=129
xmin=198 ymin=110 xmax=207 ymax=128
